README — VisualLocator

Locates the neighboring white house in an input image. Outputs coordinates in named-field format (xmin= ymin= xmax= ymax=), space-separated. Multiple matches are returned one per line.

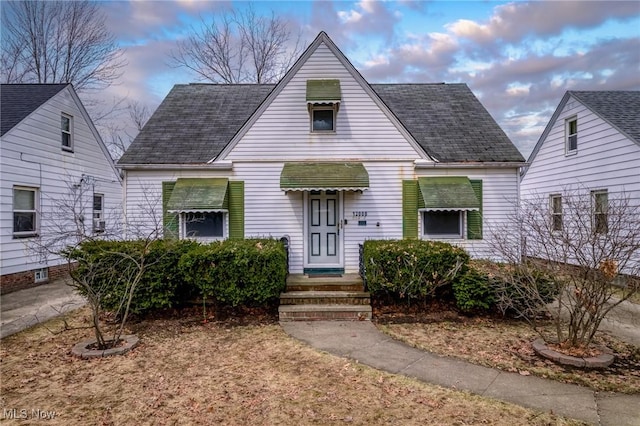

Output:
xmin=520 ymin=90 xmax=640 ymax=275
xmin=118 ymin=32 xmax=524 ymax=275
xmin=0 ymin=84 xmax=122 ymax=293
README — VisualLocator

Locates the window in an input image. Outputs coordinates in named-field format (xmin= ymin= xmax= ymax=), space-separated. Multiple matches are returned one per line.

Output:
xmin=13 ymin=187 xmax=38 ymax=237
xmin=34 ymin=268 xmax=48 ymax=283
xmin=592 ymin=190 xmax=608 ymax=234
xmin=183 ymin=212 xmax=224 ymax=238
xmin=61 ymin=113 xmax=73 ymax=151
xmin=93 ymin=193 xmax=105 ymax=233
xmin=310 ymin=104 xmax=336 ymax=132
xmin=422 ymin=211 xmax=463 ymax=239
xmin=550 ymin=194 xmax=562 ymax=231
xmin=566 ymin=117 xmax=577 ymax=153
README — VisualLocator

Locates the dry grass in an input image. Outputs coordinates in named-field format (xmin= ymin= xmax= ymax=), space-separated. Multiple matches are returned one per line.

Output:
xmin=378 ymin=315 xmax=640 ymax=394
xmin=0 ymin=307 xmax=584 ymax=426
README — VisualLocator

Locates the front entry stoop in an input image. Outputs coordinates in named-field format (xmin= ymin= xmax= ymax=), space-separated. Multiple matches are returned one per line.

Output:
xmin=279 ymin=274 xmax=372 ymax=321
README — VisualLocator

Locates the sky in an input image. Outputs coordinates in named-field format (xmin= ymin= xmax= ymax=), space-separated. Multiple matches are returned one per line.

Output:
xmin=90 ymin=0 xmax=640 ymax=158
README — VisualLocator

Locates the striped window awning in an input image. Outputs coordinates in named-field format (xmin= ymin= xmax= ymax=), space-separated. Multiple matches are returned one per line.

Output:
xmin=280 ymin=162 xmax=369 ymax=191
xmin=418 ymin=177 xmax=480 ymax=211
xmin=167 ymin=178 xmax=229 ymax=212
xmin=306 ymin=80 xmax=341 ymax=104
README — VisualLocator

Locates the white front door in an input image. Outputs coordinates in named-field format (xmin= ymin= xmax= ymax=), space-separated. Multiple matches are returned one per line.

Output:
xmin=307 ymin=190 xmax=341 ymax=266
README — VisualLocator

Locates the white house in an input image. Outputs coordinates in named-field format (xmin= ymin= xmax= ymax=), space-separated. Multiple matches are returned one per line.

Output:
xmin=0 ymin=84 xmax=122 ymax=293
xmin=520 ymin=90 xmax=640 ymax=275
xmin=118 ymin=32 xmax=524 ymax=276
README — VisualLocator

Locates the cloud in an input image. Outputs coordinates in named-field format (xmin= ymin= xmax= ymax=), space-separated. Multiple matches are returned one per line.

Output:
xmin=448 ymin=1 xmax=639 ymax=44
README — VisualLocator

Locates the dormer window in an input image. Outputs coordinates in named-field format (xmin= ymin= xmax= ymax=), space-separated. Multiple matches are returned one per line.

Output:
xmin=307 ymin=80 xmax=341 ymax=133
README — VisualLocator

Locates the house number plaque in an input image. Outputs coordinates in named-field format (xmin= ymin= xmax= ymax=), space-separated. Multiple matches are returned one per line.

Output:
xmin=352 ymin=211 xmax=368 ymax=217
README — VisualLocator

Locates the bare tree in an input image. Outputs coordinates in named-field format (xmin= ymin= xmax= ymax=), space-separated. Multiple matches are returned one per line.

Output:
xmin=1 ymin=0 xmax=125 ymax=91
xmin=99 ymin=99 xmax=151 ymax=160
xmin=28 ymin=177 xmax=167 ymax=350
xmin=490 ymin=187 xmax=640 ymax=349
xmin=170 ymin=6 xmax=303 ymax=83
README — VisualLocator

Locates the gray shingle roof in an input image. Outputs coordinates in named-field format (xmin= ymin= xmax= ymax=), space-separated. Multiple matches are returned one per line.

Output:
xmin=371 ymin=83 xmax=524 ymax=162
xmin=1 ymin=84 xmax=68 ymax=136
xmin=570 ymin=91 xmax=640 ymax=144
xmin=118 ymin=84 xmax=275 ymax=165
xmin=119 ymin=82 xmax=524 ymax=165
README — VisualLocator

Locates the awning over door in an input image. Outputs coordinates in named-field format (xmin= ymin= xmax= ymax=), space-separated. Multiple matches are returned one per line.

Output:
xmin=167 ymin=178 xmax=229 ymax=212
xmin=280 ymin=162 xmax=369 ymax=191
xmin=306 ymin=80 xmax=341 ymax=104
xmin=418 ymin=177 xmax=480 ymax=211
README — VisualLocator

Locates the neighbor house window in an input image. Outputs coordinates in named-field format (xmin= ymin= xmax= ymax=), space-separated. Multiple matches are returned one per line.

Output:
xmin=566 ymin=117 xmax=577 ymax=154
xmin=310 ymin=104 xmax=336 ymax=132
xmin=550 ymin=194 xmax=562 ymax=231
xmin=422 ymin=211 xmax=463 ymax=239
xmin=93 ymin=193 xmax=105 ymax=233
xmin=182 ymin=212 xmax=224 ymax=238
xmin=34 ymin=268 xmax=48 ymax=283
xmin=592 ymin=190 xmax=608 ymax=234
xmin=13 ymin=186 xmax=38 ymax=237
xmin=61 ymin=113 xmax=73 ymax=151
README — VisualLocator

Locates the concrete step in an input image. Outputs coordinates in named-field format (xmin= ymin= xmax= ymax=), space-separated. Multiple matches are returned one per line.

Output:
xmin=286 ymin=273 xmax=364 ymax=292
xmin=280 ymin=291 xmax=370 ymax=306
xmin=278 ymin=304 xmax=372 ymax=321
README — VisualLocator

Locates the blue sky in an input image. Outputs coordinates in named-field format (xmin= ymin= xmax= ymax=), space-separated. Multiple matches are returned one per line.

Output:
xmin=93 ymin=0 xmax=640 ymax=157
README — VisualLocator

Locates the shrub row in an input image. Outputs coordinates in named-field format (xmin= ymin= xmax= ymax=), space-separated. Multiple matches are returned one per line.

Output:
xmin=363 ymin=239 xmax=470 ymax=303
xmin=66 ymin=238 xmax=286 ymax=316
xmin=363 ymin=240 xmax=557 ymax=316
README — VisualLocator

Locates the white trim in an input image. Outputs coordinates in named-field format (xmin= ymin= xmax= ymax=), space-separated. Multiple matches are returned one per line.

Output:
xmin=419 ymin=207 xmax=479 ymax=212
xmin=421 ymin=210 xmax=465 ymax=240
xmin=168 ymin=208 xmax=228 ymax=213
xmin=283 ymin=187 xmax=368 ymax=192
xmin=120 ymin=162 xmax=233 ymax=170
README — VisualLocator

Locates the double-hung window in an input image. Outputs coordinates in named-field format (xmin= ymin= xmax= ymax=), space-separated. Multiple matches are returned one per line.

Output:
xmin=13 ymin=187 xmax=38 ymax=238
xmin=566 ymin=117 xmax=577 ymax=154
xmin=592 ymin=190 xmax=608 ymax=234
xmin=93 ymin=193 xmax=105 ymax=233
xmin=61 ymin=113 xmax=73 ymax=151
xmin=423 ymin=211 xmax=463 ymax=239
xmin=550 ymin=194 xmax=562 ymax=231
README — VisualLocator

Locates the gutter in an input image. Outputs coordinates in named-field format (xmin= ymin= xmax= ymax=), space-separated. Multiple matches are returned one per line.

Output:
xmin=117 ymin=162 xmax=233 ymax=171
xmin=414 ymin=160 xmax=528 ymax=169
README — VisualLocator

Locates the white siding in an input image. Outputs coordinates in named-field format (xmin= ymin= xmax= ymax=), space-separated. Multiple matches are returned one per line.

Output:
xmin=521 ymin=95 xmax=640 ymax=273
xmin=223 ymin=43 xmax=424 ymax=162
xmin=126 ymin=164 xmax=518 ymax=273
xmin=1 ymin=87 xmax=121 ymax=276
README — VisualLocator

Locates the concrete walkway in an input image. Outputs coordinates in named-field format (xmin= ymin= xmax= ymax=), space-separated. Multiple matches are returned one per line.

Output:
xmin=281 ymin=321 xmax=640 ymax=426
xmin=1 ymin=279 xmax=86 ymax=339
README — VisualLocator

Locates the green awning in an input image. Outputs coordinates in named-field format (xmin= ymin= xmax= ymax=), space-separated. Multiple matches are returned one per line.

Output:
xmin=418 ymin=177 xmax=480 ymax=211
xmin=280 ymin=162 xmax=369 ymax=191
xmin=306 ymin=80 xmax=341 ymax=103
xmin=167 ymin=178 xmax=229 ymax=212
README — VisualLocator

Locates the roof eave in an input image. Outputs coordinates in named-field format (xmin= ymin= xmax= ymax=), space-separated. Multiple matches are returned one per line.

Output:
xmin=117 ymin=162 xmax=233 ymax=171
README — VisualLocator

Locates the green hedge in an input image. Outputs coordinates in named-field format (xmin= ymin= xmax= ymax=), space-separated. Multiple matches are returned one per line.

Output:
xmin=66 ymin=238 xmax=286 ymax=316
xmin=67 ymin=239 xmax=199 ymax=316
xmin=179 ymin=239 xmax=287 ymax=307
xmin=363 ymin=239 xmax=470 ymax=303
xmin=452 ymin=268 xmax=495 ymax=312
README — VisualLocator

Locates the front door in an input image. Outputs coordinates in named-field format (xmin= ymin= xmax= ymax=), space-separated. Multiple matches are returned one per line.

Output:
xmin=307 ymin=190 xmax=341 ymax=266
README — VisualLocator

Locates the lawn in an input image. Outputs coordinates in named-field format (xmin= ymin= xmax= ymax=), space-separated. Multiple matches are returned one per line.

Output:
xmin=0 ymin=307 xmax=584 ymax=426
xmin=374 ymin=303 xmax=640 ymax=394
